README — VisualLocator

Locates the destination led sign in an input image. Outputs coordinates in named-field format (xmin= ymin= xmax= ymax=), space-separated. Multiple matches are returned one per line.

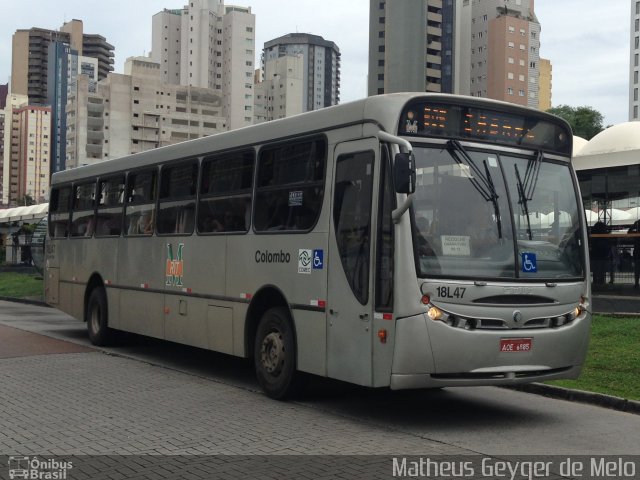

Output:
xmin=399 ymin=101 xmax=571 ymax=155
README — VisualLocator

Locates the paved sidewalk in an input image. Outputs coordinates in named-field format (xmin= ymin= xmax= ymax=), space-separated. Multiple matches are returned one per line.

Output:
xmin=0 ymin=320 xmax=474 ymax=478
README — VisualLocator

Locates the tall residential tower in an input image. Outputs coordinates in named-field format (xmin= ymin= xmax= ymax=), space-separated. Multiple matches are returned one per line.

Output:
xmin=460 ymin=0 xmax=542 ymax=109
xmin=151 ymin=0 xmax=255 ymax=130
xmin=256 ymin=33 xmax=340 ymax=121
xmin=10 ymin=20 xmax=113 ymax=106
xmin=368 ymin=0 xmax=456 ymax=96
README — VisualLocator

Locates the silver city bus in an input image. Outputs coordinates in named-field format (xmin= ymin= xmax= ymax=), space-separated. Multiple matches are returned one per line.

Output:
xmin=45 ymin=93 xmax=590 ymax=399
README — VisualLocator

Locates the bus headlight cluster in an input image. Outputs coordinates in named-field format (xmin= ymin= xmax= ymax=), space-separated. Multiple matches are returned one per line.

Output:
xmin=427 ymin=306 xmax=477 ymax=330
xmin=552 ymin=303 xmax=583 ymax=327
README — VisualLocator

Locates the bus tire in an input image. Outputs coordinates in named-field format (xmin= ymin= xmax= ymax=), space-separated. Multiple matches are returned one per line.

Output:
xmin=87 ymin=287 xmax=111 ymax=346
xmin=254 ymin=307 xmax=298 ymax=400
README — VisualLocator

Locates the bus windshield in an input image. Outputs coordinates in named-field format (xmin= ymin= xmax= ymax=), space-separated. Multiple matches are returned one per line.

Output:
xmin=412 ymin=144 xmax=584 ymax=280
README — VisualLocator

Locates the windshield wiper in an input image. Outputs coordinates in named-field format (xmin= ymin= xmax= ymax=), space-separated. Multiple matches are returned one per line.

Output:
xmin=515 ymin=150 xmax=544 ymax=240
xmin=523 ymin=150 xmax=543 ymax=200
xmin=514 ymin=164 xmax=532 ymax=240
xmin=447 ymin=140 xmax=502 ymax=239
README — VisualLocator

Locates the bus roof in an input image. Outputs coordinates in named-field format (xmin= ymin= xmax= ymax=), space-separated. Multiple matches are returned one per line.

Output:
xmin=51 ymin=92 xmax=569 ymax=185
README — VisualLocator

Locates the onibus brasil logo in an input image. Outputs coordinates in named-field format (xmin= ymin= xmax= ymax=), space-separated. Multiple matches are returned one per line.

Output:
xmin=8 ymin=456 xmax=73 ymax=479
xmin=166 ymin=243 xmax=185 ymax=287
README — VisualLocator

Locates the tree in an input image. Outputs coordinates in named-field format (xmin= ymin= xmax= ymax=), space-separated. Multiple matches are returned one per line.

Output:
xmin=546 ymin=105 xmax=604 ymax=140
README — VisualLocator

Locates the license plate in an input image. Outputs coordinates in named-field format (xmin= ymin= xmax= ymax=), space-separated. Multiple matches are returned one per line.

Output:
xmin=500 ymin=338 xmax=532 ymax=352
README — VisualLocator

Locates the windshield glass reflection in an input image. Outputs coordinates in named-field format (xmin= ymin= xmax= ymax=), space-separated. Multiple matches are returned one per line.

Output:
xmin=412 ymin=146 xmax=584 ymax=280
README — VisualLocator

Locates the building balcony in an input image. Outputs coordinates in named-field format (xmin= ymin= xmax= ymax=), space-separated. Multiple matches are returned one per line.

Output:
xmin=85 ymin=144 xmax=102 ymax=155
xmin=87 ymin=103 xmax=104 ymax=114
xmin=86 ymin=130 xmax=104 ymax=141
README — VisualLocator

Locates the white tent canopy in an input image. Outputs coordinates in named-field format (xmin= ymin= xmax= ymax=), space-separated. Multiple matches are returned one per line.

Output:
xmin=0 ymin=203 xmax=48 ymax=224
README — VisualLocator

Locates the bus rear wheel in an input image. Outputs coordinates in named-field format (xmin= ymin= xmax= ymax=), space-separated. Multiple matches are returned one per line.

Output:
xmin=254 ymin=307 xmax=298 ymax=400
xmin=87 ymin=288 xmax=111 ymax=346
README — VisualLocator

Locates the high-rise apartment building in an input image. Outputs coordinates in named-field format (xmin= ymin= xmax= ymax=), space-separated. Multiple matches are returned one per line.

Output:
xmin=260 ymin=33 xmax=340 ymax=114
xmin=151 ymin=0 xmax=255 ymax=130
xmin=47 ymin=42 xmax=100 ymax=173
xmin=631 ymin=0 xmax=640 ymax=121
xmin=66 ymin=57 xmax=226 ymax=168
xmin=368 ymin=0 xmax=456 ymax=96
xmin=460 ymin=0 xmax=541 ymax=108
xmin=11 ymin=20 xmax=114 ymax=106
xmin=254 ymin=54 xmax=304 ymax=123
xmin=0 ymin=84 xmax=8 ymax=109
xmin=2 ymin=94 xmax=51 ymax=206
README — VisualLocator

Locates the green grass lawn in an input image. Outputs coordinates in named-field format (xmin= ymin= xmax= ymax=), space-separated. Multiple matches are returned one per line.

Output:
xmin=547 ymin=315 xmax=640 ymax=401
xmin=0 ymin=271 xmax=43 ymax=299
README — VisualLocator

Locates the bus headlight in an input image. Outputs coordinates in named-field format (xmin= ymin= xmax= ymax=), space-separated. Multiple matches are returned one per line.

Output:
xmin=427 ymin=306 xmax=443 ymax=321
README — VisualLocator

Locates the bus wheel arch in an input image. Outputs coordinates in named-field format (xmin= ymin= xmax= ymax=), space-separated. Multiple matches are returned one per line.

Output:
xmin=84 ymin=273 xmax=111 ymax=346
xmin=245 ymin=286 xmax=299 ymax=399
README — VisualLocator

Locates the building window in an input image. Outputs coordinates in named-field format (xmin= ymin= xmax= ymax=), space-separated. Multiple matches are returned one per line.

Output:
xmin=507 ymin=87 xmax=514 ymax=95
xmin=508 ymin=42 xmax=515 ymax=48
xmin=507 ymin=72 xmax=514 ymax=80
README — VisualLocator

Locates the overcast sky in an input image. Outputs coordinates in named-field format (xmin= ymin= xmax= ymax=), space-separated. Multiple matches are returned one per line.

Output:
xmin=0 ymin=0 xmax=632 ymax=126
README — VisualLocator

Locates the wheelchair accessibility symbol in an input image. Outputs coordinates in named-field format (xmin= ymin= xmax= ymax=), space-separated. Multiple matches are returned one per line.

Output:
xmin=521 ymin=253 xmax=537 ymax=273
xmin=312 ymin=249 xmax=324 ymax=269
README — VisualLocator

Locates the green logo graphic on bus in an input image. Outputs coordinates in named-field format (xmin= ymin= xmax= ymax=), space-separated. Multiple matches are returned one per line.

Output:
xmin=166 ymin=243 xmax=185 ymax=287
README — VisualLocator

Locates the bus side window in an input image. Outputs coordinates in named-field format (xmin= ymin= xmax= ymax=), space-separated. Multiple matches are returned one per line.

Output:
xmin=125 ymin=168 xmax=158 ymax=236
xmin=96 ymin=175 xmax=125 ymax=237
xmin=254 ymin=137 xmax=326 ymax=233
xmin=49 ymin=186 xmax=72 ymax=238
xmin=157 ymin=160 xmax=197 ymax=235
xmin=198 ymin=150 xmax=254 ymax=234
xmin=376 ymin=145 xmax=395 ymax=311
xmin=70 ymin=182 xmax=96 ymax=238
xmin=333 ymin=150 xmax=375 ymax=305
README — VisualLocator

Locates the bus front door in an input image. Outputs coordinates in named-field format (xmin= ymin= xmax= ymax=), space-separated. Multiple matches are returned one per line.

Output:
xmin=327 ymin=140 xmax=378 ymax=386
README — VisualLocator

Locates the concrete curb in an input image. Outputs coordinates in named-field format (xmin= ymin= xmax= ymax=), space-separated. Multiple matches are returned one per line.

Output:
xmin=0 ymin=296 xmax=50 ymax=307
xmin=507 ymin=383 xmax=640 ymax=415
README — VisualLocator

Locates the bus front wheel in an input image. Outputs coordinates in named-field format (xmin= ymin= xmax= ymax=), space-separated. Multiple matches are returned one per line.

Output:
xmin=254 ymin=307 xmax=297 ymax=400
xmin=87 ymin=288 xmax=111 ymax=346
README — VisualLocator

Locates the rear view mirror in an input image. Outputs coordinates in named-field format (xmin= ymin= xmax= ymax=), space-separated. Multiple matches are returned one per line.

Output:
xmin=393 ymin=152 xmax=416 ymax=194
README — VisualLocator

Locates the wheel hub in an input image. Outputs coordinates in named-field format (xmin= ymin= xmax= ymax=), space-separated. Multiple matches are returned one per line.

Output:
xmin=261 ymin=331 xmax=285 ymax=375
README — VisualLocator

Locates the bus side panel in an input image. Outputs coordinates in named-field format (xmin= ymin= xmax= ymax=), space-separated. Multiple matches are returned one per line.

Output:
xmin=59 ymin=240 xmax=91 ymax=321
xmin=226 ymin=233 xmax=329 ymax=377
xmin=45 ymin=267 xmax=59 ymax=305
xmin=207 ymin=305 xmax=233 ymax=354
xmin=163 ymin=235 xmax=228 ymax=350
xmin=94 ymin=238 xmax=120 ymax=329
xmin=117 ymin=236 xmax=166 ymax=339
xmin=291 ymin=309 xmax=327 ymax=376
xmin=164 ymin=295 xmax=210 ymax=349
